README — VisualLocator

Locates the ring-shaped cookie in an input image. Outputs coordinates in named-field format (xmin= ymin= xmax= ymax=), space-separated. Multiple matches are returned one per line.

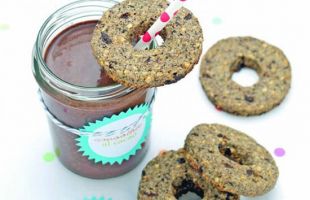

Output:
xmin=91 ymin=0 xmax=203 ymax=88
xmin=138 ymin=150 xmax=239 ymax=200
xmin=184 ymin=124 xmax=279 ymax=197
xmin=200 ymin=37 xmax=291 ymax=116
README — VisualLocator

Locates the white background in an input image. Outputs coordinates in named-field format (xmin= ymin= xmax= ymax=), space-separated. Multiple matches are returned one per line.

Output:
xmin=1 ymin=0 xmax=310 ymax=199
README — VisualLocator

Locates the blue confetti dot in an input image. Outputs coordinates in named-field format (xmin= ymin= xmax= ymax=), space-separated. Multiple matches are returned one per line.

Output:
xmin=212 ymin=17 xmax=223 ymax=25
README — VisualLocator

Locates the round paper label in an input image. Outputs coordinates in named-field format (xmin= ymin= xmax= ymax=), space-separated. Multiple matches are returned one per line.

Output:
xmin=76 ymin=104 xmax=151 ymax=165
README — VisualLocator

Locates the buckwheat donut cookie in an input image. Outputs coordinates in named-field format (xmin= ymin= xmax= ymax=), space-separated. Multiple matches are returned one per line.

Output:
xmin=184 ymin=124 xmax=279 ymax=197
xmin=200 ymin=37 xmax=291 ymax=116
xmin=92 ymin=0 xmax=203 ymax=88
xmin=138 ymin=149 xmax=239 ymax=200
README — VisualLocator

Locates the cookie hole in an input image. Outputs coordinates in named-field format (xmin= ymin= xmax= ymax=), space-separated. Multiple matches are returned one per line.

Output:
xmin=132 ymin=35 xmax=164 ymax=49
xmin=130 ymin=23 xmax=166 ymax=49
xmin=178 ymin=192 xmax=202 ymax=200
xmin=154 ymin=34 xmax=164 ymax=46
xmin=231 ymin=57 xmax=260 ymax=87
xmin=174 ymin=179 xmax=204 ymax=200
xmin=218 ymin=144 xmax=253 ymax=165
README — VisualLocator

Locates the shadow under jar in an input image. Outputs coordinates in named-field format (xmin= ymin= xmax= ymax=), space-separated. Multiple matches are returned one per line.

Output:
xmin=32 ymin=0 xmax=156 ymax=179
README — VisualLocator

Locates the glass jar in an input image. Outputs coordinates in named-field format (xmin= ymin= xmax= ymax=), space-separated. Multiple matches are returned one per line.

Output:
xmin=32 ymin=0 xmax=155 ymax=179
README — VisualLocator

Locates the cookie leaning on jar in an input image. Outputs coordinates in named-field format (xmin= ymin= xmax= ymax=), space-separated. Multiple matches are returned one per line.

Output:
xmin=91 ymin=0 xmax=203 ymax=88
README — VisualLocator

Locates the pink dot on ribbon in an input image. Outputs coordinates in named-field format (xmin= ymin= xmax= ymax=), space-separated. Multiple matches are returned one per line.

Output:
xmin=274 ymin=148 xmax=285 ymax=157
xmin=160 ymin=12 xmax=170 ymax=23
xmin=142 ymin=32 xmax=152 ymax=43
xmin=155 ymin=31 xmax=161 ymax=36
xmin=173 ymin=11 xmax=179 ymax=16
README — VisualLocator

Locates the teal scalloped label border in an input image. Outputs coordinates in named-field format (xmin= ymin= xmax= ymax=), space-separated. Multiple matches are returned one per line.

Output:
xmin=76 ymin=104 xmax=151 ymax=165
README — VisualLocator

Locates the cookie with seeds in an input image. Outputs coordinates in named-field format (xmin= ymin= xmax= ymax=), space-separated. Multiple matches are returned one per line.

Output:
xmin=184 ymin=124 xmax=279 ymax=197
xmin=200 ymin=37 xmax=291 ymax=116
xmin=91 ymin=0 xmax=203 ymax=88
xmin=138 ymin=149 xmax=239 ymax=200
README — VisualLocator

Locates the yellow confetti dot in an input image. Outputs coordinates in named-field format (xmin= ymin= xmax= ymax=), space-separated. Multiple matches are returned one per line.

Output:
xmin=0 ymin=24 xmax=10 ymax=30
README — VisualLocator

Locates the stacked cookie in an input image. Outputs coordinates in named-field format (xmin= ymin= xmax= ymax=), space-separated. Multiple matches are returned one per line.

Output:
xmin=138 ymin=124 xmax=278 ymax=199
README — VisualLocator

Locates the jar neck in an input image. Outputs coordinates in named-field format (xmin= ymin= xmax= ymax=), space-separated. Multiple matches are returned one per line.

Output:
xmin=32 ymin=0 xmax=135 ymax=101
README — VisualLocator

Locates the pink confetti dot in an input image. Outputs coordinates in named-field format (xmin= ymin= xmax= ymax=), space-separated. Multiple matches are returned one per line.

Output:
xmin=142 ymin=32 xmax=152 ymax=43
xmin=173 ymin=11 xmax=179 ymax=16
xmin=180 ymin=0 xmax=187 ymax=1
xmin=160 ymin=12 xmax=170 ymax=22
xmin=274 ymin=148 xmax=285 ymax=157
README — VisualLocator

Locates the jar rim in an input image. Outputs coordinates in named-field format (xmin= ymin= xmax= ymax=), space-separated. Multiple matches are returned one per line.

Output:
xmin=33 ymin=0 xmax=136 ymax=101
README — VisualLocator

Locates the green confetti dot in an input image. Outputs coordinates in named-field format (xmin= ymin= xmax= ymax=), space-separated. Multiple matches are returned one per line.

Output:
xmin=0 ymin=24 xmax=10 ymax=31
xmin=43 ymin=152 xmax=56 ymax=162
xmin=212 ymin=17 xmax=223 ymax=25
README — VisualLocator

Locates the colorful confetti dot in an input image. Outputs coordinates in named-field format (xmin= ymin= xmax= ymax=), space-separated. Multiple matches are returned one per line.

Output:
xmin=43 ymin=152 xmax=56 ymax=162
xmin=0 ymin=24 xmax=10 ymax=31
xmin=274 ymin=148 xmax=285 ymax=157
xmin=212 ymin=17 xmax=223 ymax=25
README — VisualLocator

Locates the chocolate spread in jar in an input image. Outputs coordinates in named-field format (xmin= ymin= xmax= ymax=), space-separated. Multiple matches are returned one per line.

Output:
xmin=41 ymin=21 xmax=153 ymax=179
